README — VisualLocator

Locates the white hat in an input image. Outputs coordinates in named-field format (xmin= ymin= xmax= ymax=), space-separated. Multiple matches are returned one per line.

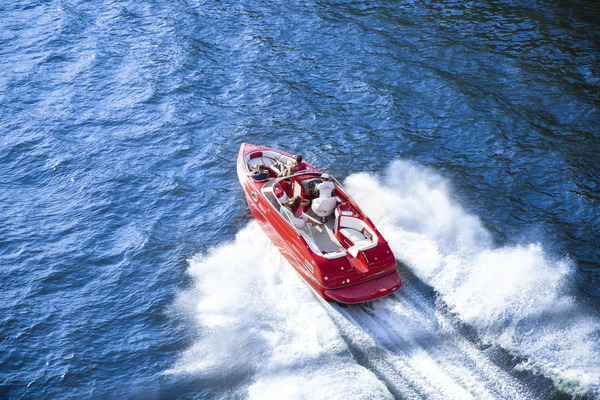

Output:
xmin=321 ymin=173 xmax=329 ymax=179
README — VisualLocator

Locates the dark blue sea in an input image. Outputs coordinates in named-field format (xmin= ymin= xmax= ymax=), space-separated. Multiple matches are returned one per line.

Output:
xmin=1 ymin=0 xmax=599 ymax=398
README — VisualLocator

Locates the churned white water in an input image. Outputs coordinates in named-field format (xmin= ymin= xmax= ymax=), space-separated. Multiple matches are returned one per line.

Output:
xmin=345 ymin=160 xmax=600 ymax=397
xmin=168 ymin=225 xmax=393 ymax=399
xmin=170 ymin=161 xmax=599 ymax=399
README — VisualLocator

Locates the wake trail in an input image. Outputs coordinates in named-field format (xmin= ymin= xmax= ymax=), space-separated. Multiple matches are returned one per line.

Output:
xmin=344 ymin=160 xmax=600 ymax=398
xmin=167 ymin=224 xmax=394 ymax=399
xmin=168 ymin=160 xmax=599 ymax=399
xmin=323 ymin=270 xmax=559 ymax=399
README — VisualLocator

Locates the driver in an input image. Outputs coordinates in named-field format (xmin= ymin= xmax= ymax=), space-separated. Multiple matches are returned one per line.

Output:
xmin=315 ymin=174 xmax=335 ymax=198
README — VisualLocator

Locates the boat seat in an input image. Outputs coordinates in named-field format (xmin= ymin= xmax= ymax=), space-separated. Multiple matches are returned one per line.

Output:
xmin=273 ymin=183 xmax=290 ymax=203
xmin=268 ymin=156 xmax=286 ymax=176
xmin=247 ymin=157 xmax=266 ymax=170
xmin=339 ymin=228 xmax=376 ymax=257
xmin=299 ymin=231 xmax=321 ymax=254
xmin=338 ymin=216 xmax=378 ymax=257
xmin=311 ymin=196 xmax=339 ymax=218
xmin=270 ymin=164 xmax=282 ymax=176
xmin=247 ymin=152 xmax=290 ymax=178
xmin=280 ymin=206 xmax=306 ymax=229
xmin=280 ymin=207 xmax=323 ymax=255
xmin=339 ymin=228 xmax=371 ymax=246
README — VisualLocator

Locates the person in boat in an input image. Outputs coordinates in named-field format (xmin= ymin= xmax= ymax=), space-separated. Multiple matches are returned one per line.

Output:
xmin=283 ymin=196 xmax=323 ymax=227
xmin=247 ymin=164 xmax=269 ymax=181
xmin=270 ymin=156 xmax=286 ymax=176
xmin=310 ymin=174 xmax=338 ymax=219
xmin=316 ymin=173 xmax=335 ymax=198
xmin=282 ymin=155 xmax=308 ymax=177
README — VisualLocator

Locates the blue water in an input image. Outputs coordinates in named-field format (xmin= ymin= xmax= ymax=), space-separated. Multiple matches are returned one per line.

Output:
xmin=1 ymin=0 xmax=599 ymax=398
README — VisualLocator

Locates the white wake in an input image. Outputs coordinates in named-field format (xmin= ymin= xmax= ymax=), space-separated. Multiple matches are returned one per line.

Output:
xmin=167 ymin=225 xmax=393 ymax=399
xmin=344 ymin=160 xmax=600 ymax=397
xmin=169 ymin=160 xmax=599 ymax=399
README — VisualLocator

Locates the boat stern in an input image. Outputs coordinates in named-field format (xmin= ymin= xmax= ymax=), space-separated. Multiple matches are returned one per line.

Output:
xmin=323 ymin=271 xmax=402 ymax=304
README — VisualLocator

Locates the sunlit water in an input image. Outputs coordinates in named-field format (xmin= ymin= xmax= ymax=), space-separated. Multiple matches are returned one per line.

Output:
xmin=1 ymin=0 xmax=599 ymax=398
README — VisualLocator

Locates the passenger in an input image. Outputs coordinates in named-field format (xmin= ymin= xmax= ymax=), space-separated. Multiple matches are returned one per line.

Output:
xmin=282 ymin=154 xmax=308 ymax=177
xmin=293 ymin=155 xmax=308 ymax=173
xmin=316 ymin=174 xmax=335 ymax=198
xmin=271 ymin=157 xmax=286 ymax=176
xmin=247 ymin=164 xmax=269 ymax=181
xmin=283 ymin=196 xmax=323 ymax=226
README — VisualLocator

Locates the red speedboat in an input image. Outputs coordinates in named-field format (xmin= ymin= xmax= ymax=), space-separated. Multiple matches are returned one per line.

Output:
xmin=237 ymin=143 xmax=401 ymax=304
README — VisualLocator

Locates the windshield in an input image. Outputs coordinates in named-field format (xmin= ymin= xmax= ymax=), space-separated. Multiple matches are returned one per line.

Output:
xmin=261 ymin=179 xmax=280 ymax=210
xmin=262 ymin=172 xmax=356 ymax=207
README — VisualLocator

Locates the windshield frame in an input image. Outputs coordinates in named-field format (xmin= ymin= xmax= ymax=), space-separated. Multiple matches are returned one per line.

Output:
xmin=261 ymin=172 xmax=364 ymax=215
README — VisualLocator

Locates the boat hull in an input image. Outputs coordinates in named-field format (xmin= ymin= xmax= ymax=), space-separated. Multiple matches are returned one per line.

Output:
xmin=237 ymin=143 xmax=401 ymax=304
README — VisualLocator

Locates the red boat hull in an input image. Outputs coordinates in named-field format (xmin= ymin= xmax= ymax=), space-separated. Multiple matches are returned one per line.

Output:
xmin=237 ymin=143 xmax=401 ymax=303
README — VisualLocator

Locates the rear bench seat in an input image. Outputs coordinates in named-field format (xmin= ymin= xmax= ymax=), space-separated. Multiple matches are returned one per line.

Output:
xmin=337 ymin=215 xmax=378 ymax=257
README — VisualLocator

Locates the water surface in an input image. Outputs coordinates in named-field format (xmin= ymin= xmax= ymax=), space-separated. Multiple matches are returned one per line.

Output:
xmin=1 ymin=0 xmax=599 ymax=398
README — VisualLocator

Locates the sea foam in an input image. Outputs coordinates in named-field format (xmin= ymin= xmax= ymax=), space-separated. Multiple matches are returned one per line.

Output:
xmin=169 ymin=160 xmax=599 ymax=398
xmin=168 ymin=224 xmax=393 ymax=399
xmin=343 ymin=160 xmax=600 ymax=397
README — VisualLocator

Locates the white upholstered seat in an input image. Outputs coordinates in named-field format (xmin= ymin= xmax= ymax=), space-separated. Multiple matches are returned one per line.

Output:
xmin=280 ymin=206 xmax=306 ymax=228
xmin=311 ymin=196 xmax=338 ymax=217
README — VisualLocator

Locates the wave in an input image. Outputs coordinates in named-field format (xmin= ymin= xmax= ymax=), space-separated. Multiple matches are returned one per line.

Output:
xmin=168 ymin=160 xmax=599 ymax=399
xmin=344 ymin=160 xmax=600 ymax=397
xmin=166 ymin=224 xmax=393 ymax=399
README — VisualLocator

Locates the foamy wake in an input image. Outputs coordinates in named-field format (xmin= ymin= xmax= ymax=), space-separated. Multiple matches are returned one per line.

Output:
xmin=344 ymin=160 xmax=600 ymax=397
xmin=167 ymin=225 xmax=394 ymax=399
xmin=168 ymin=160 xmax=599 ymax=398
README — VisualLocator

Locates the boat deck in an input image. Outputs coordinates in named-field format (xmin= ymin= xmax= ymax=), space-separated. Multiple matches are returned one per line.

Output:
xmin=299 ymin=217 xmax=345 ymax=254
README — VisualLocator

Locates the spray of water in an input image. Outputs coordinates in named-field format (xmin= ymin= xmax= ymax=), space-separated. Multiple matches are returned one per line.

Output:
xmin=344 ymin=160 xmax=600 ymax=396
xmin=167 ymin=225 xmax=394 ymax=399
xmin=169 ymin=160 xmax=599 ymax=398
